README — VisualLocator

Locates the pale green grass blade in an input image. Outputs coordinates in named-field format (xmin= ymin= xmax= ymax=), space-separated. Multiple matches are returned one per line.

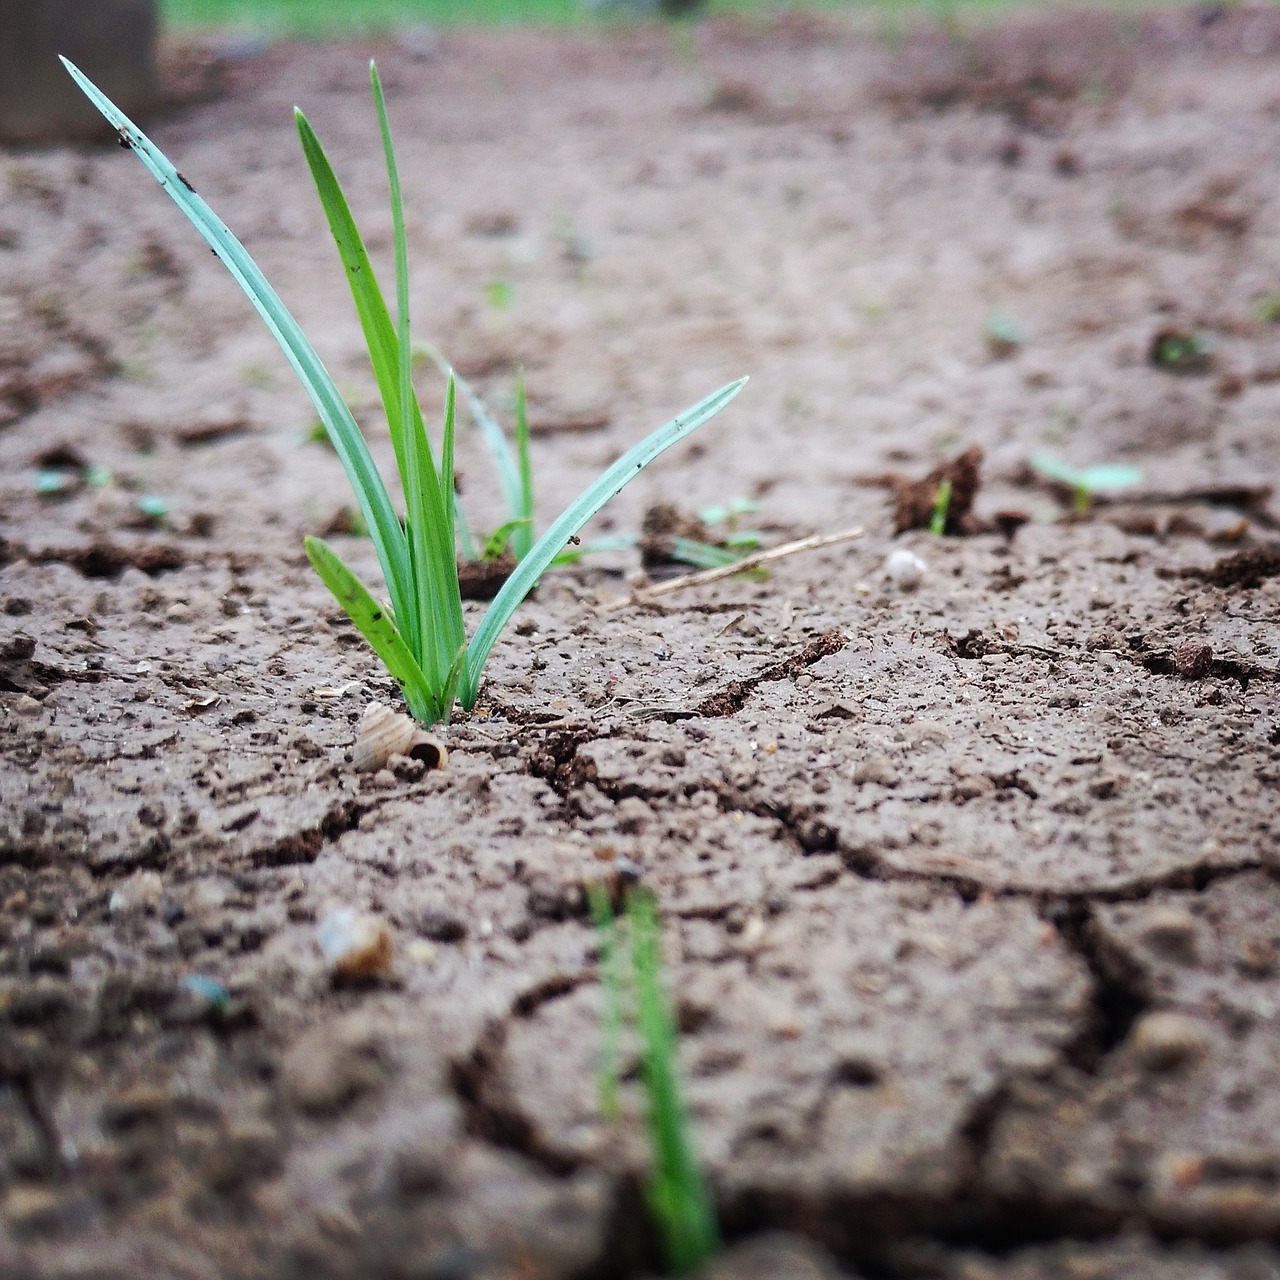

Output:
xmin=454 ymin=492 xmax=478 ymax=561
xmin=419 ymin=342 xmax=524 ymax=520
xmin=440 ymin=377 xmax=459 ymax=554
xmin=514 ymin=369 xmax=535 ymax=560
xmin=629 ymin=889 xmax=719 ymax=1274
xmin=371 ymin=62 xmax=465 ymax=693
xmin=304 ymin=536 xmax=438 ymax=722
xmin=60 ymin=59 xmax=412 ymax=630
xmin=462 ymin=377 xmax=747 ymax=707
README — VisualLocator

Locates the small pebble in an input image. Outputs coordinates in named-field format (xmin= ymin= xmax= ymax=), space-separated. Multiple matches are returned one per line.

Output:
xmin=13 ymin=695 xmax=41 ymax=717
xmin=885 ymin=548 xmax=926 ymax=591
xmin=852 ymin=756 xmax=900 ymax=787
xmin=1174 ymin=639 xmax=1213 ymax=679
xmin=108 ymin=870 xmax=164 ymax=916
xmin=165 ymin=602 xmax=192 ymax=623
xmin=1129 ymin=1011 xmax=1210 ymax=1072
xmin=1137 ymin=907 xmax=1199 ymax=964
xmin=3 ymin=1183 xmax=62 ymax=1231
xmin=316 ymin=908 xmax=394 ymax=980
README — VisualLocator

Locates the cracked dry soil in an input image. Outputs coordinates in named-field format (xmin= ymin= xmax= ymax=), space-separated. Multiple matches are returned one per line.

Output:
xmin=3 ymin=10 xmax=1280 ymax=1279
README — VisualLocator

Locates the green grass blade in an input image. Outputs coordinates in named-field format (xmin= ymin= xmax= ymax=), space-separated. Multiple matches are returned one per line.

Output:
xmin=418 ymin=342 xmax=525 ymax=521
xmin=628 ymin=889 xmax=719 ymax=1275
xmin=304 ymin=536 xmax=438 ymax=722
xmin=514 ymin=369 xmax=535 ymax=560
xmin=462 ymin=377 xmax=747 ymax=707
xmin=60 ymin=58 xmax=413 ymax=636
xmin=371 ymin=63 xmax=465 ymax=698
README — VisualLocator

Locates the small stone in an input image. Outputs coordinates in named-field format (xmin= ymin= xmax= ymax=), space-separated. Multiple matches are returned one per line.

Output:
xmin=405 ymin=939 xmax=438 ymax=965
xmin=2 ymin=1183 xmax=62 ymax=1232
xmin=852 ymin=756 xmax=900 ymax=787
xmin=1174 ymin=639 xmax=1213 ymax=679
xmin=1136 ymin=907 xmax=1199 ymax=964
xmin=316 ymin=908 xmax=393 ymax=980
xmin=417 ymin=908 xmax=467 ymax=943
xmin=165 ymin=602 xmax=192 ymax=622
xmin=1235 ymin=937 xmax=1277 ymax=979
xmin=1129 ymin=1011 xmax=1210 ymax=1072
xmin=885 ymin=547 xmax=926 ymax=591
xmin=906 ymin=719 xmax=947 ymax=747
xmin=13 ymin=695 xmax=41 ymax=717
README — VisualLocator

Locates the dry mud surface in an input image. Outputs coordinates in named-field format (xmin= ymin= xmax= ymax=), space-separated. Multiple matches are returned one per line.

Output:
xmin=3 ymin=10 xmax=1280 ymax=1278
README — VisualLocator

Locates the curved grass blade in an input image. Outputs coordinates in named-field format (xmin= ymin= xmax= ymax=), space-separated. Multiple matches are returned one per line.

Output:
xmin=461 ymin=377 xmax=747 ymax=708
xmin=60 ymin=58 xmax=413 ymax=636
xmin=304 ymin=536 xmax=438 ymax=723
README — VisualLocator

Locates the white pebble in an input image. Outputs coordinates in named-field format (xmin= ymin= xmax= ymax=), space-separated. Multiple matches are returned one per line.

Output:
xmin=316 ymin=908 xmax=394 ymax=979
xmin=885 ymin=548 xmax=927 ymax=591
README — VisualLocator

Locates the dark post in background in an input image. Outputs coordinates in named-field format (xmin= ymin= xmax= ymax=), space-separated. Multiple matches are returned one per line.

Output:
xmin=0 ymin=0 xmax=159 ymax=143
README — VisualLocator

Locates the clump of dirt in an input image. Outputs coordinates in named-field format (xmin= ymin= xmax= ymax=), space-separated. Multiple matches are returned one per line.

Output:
xmin=1178 ymin=543 xmax=1280 ymax=590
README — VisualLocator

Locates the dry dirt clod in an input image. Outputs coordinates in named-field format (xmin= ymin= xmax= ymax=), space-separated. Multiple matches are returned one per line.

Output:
xmin=1128 ymin=1011 xmax=1210 ymax=1072
xmin=351 ymin=702 xmax=446 ymax=773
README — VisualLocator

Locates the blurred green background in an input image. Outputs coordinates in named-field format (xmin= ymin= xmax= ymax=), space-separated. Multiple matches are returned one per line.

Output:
xmin=160 ymin=0 xmax=969 ymax=35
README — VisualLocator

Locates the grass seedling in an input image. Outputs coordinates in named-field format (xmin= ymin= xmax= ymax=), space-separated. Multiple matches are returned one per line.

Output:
xmin=985 ymin=310 xmax=1025 ymax=359
xmin=628 ymin=887 xmax=719 ymax=1275
xmin=929 ymin=477 xmax=952 ymax=536
xmin=64 ymin=59 xmax=744 ymax=727
xmin=1031 ymin=453 xmax=1142 ymax=515
xmin=588 ymin=884 xmax=719 ymax=1275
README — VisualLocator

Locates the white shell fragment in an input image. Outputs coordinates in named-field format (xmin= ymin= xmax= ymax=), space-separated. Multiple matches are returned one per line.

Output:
xmin=316 ymin=908 xmax=394 ymax=980
xmin=885 ymin=548 xmax=927 ymax=591
xmin=351 ymin=702 xmax=447 ymax=773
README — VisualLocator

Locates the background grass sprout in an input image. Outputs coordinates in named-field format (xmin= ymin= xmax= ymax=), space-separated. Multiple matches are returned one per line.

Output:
xmin=1031 ymin=453 xmax=1142 ymax=514
xmin=64 ymin=58 xmax=744 ymax=727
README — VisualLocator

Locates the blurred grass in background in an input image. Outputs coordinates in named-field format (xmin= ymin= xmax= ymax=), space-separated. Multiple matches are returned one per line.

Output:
xmin=161 ymin=0 xmax=943 ymax=35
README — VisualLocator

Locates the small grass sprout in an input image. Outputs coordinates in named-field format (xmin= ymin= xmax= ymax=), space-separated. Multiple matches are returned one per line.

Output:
xmin=64 ymin=58 xmax=744 ymax=727
xmin=985 ymin=310 xmax=1025 ymax=358
xmin=590 ymin=884 xmax=719 ymax=1275
xmin=929 ymin=476 xmax=952 ymax=536
xmin=1032 ymin=453 xmax=1142 ymax=515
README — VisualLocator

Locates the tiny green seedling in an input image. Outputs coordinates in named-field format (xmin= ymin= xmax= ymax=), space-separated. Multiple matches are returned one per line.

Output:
xmin=929 ymin=477 xmax=952 ymax=536
xmin=985 ymin=310 xmax=1025 ymax=358
xmin=64 ymin=58 xmax=744 ymax=727
xmin=1031 ymin=453 xmax=1142 ymax=515
xmin=589 ymin=885 xmax=719 ymax=1276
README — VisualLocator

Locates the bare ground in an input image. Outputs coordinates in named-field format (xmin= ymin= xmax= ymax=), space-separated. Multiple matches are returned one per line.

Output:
xmin=2 ymin=9 xmax=1280 ymax=1278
